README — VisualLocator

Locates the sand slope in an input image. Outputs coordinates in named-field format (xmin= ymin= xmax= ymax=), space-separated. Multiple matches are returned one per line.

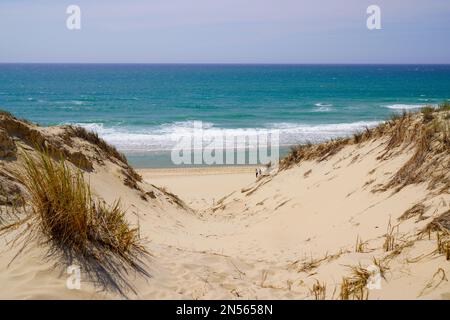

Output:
xmin=0 ymin=110 xmax=449 ymax=299
xmin=136 ymin=137 xmax=449 ymax=299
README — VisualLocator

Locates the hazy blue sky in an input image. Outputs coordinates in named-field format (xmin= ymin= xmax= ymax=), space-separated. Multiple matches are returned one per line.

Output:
xmin=1 ymin=0 xmax=449 ymax=63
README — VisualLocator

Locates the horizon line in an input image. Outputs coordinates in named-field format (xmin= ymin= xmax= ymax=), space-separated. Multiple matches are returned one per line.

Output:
xmin=1 ymin=62 xmax=450 ymax=66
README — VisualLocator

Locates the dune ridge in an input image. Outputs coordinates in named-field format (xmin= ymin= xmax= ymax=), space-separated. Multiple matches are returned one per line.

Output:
xmin=0 ymin=106 xmax=449 ymax=299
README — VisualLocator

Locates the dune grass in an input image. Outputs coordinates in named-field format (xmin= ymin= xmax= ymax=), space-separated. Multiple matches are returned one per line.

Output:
xmin=64 ymin=125 xmax=144 ymax=191
xmin=436 ymin=232 xmax=450 ymax=261
xmin=422 ymin=209 xmax=450 ymax=261
xmin=355 ymin=235 xmax=368 ymax=253
xmin=421 ymin=106 xmax=435 ymax=123
xmin=438 ymin=101 xmax=450 ymax=111
xmin=383 ymin=219 xmax=398 ymax=252
xmin=281 ymin=105 xmax=450 ymax=194
xmin=65 ymin=125 xmax=129 ymax=165
xmin=398 ymin=204 xmax=426 ymax=222
xmin=339 ymin=265 xmax=370 ymax=300
xmin=309 ymin=280 xmax=326 ymax=300
xmin=1 ymin=150 xmax=149 ymax=296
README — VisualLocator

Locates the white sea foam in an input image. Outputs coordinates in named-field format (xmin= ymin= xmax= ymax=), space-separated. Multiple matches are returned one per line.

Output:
xmin=70 ymin=100 xmax=85 ymax=105
xmin=314 ymin=106 xmax=331 ymax=112
xmin=73 ymin=120 xmax=380 ymax=152
xmin=53 ymin=100 xmax=90 ymax=106
xmin=385 ymin=104 xmax=424 ymax=110
xmin=385 ymin=103 xmax=438 ymax=110
xmin=314 ymin=103 xmax=333 ymax=107
xmin=312 ymin=103 xmax=333 ymax=112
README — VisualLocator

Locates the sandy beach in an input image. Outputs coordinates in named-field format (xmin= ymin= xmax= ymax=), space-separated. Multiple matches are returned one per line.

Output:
xmin=138 ymin=166 xmax=258 ymax=210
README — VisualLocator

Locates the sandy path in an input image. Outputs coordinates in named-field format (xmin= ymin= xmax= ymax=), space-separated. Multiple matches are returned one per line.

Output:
xmin=138 ymin=166 xmax=258 ymax=210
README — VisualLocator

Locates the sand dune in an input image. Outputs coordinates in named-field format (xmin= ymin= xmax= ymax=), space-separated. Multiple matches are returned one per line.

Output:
xmin=138 ymin=166 xmax=257 ymax=210
xmin=0 ymin=108 xmax=449 ymax=299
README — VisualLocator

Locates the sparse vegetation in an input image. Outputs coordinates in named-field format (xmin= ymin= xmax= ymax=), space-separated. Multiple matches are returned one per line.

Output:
xmin=355 ymin=235 xmax=368 ymax=253
xmin=303 ymin=169 xmax=312 ymax=178
xmin=353 ymin=131 xmax=363 ymax=144
xmin=437 ymin=231 xmax=450 ymax=260
xmin=65 ymin=125 xmax=128 ymax=165
xmin=419 ymin=268 xmax=448 ymax=297
xmin=339 ymin=265 xmax=370 ymax=300
xmin=157 ymin=185 xmax=188 ymax=209
xmin=377 ymin=110 xmax=449 ymax=192
xmin=421 ymin=106 xmax=435 ymax=123
xmin=398 ymin=203 xmax=426 ymax=222
xmin=281 ymin=105 xmax=450 ymax=194
xmin=438 ymin=101 xmax=450 ymax=111
xmin=0 ymin=150 xmax=149 ymax=296
xmin=383 ymin=219 xmax=399 ymax=252
xmin=280 ymin=138 xmax=350 ymax=169
xmin=292 ymin=254 xmax=324 ymax=273
xmin=64 ymin=125 xmax=144 ymax=189
xmin=291 ymin=250 xmax=347 ymax=273
xmin=309 ymin=280 xmax=326 ymax=300
xmin=0 ymin=111 xmax=93 ymax=170
xmin=372 ymin=257 xmax=389 ymax=279
xmin=423 ymin=209 xmax=450 ymax=260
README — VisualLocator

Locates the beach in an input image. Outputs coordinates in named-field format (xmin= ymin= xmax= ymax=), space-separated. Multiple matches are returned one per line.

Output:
xmin=138 ymin=166 xmax=258 ymax=210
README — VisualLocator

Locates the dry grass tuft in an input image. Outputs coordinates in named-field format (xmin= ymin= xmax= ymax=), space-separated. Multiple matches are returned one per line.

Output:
xmin=280 ymin=138 xmax=349 ymax=169
xmin=303 ymin=169 xmax=312 ymax=178
xmin=422 ymin=210 xmax=450 ymax=260
xmin=383 ymin=219 xmax=399 ymax=252
xmin=291 ymin=250 xmax=347 ymax=273
xmin=419 ymin=268 xmax=448 ymax=297
xmin=377 ymin=112 xmax=412 ymax=160
xmin=1 ymin=150 xmax=149 ymax=296
xmin=309 ymin=280 xmax=326 ymax=300
xmin=423 ymin=209 xmax=450 ymax=234
xmin=64 ymin=125 xmax=128 ymax=165
xmin=372 ymin=257 xmax=389 ymax=279
xmin=380 ymin=108 xmax=449 ymax=192
xmin=398 ymin=203 xmax=426 ymax=222
xmin=353 ymin=131 xmax=363 ymax=144
xmin=64 ymin=125 xmax=144 ymax=189
xmin=436 ymin=232 xmax=450 ymax=260
xmin=355 ymin=235 xmax=368 ymax=253
xmin=421 ymin=106 xmax=435 ymax=123
xmin=339 ymin=265 xmax=371 ymax=300
xmin=438 ymin=101 xmax=450 ymax=112
xmin=293 ymin=255 xmax=324 ymax=273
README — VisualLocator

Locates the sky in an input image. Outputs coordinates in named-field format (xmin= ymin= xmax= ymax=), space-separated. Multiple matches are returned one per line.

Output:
xmin=0 ymin=0 xmax=449 ymax=64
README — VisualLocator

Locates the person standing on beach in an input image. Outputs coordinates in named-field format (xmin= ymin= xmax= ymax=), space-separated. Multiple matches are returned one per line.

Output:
xmin=255 ymin=168 xmax=259 ymax=178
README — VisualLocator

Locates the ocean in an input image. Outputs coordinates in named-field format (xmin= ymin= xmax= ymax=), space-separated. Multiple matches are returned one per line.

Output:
xmin=0 ymin=64 xmax=449 ymax=167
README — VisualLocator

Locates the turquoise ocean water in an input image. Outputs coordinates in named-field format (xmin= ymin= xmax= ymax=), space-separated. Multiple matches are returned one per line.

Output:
xmin=0 ymin=64 xmax=449 ymax=167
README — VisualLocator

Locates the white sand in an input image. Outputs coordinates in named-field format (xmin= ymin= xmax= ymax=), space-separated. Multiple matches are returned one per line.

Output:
xmin=138 ymin=166 xmax=257 ymax=210
xmin=1 ymin=115 xmax=449 ymax=300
